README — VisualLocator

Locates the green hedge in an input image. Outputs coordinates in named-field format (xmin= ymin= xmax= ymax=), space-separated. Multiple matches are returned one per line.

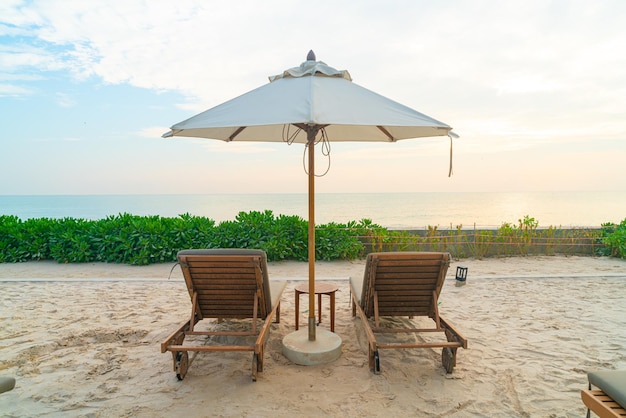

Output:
xmin=0 ymin=211 xmax=366 ymax=265
xmin=597 ymin=219 xmax=626 ymax=258
xmin=1 ymin=212 xmax=624 ymax=265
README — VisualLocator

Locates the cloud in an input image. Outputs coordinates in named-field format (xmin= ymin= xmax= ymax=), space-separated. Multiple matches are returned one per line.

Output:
xmin=138 ymin=126 xmax=171 ymax=139
xmin=495 ymin=76 xmax=562 ymax=95
xmin=0 ymin=82 xmax=34 ymax=96
xmin=2 ymin=1 xmax=626 ymax=194
xmin=4 ymin=1 xmax=626 ymax=109
xmin=55 ymin=92 xmax=75 ymax=107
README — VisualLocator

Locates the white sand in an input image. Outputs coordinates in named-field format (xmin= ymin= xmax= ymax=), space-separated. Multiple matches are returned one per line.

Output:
xmin=1 ymin=256 xmax=625 ymax=417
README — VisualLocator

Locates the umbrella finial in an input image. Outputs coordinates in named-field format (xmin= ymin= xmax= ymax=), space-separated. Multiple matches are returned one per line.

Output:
xmin=307 ymin=50 xmax=316 ymax=61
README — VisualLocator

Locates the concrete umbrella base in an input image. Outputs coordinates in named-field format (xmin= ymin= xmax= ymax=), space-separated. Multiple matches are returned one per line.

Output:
xmin=282 ymin=328 xmax=342 ymax=366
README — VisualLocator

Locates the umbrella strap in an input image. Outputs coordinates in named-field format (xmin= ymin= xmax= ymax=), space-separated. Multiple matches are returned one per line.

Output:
xmin=448 ymin=134 xmax=454 ymax=177
xmin=168 ymin=262 xmax=181 ymax=280
xmin=282 ymin=124 xmax=301 ymax=144
xmin=303 ymin=128 xmax=332 ymax=177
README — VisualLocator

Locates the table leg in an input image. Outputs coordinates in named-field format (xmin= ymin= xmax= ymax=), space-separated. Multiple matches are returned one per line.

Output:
xmin=330 ymin=292 xmax=335 ymax=332
xmin=295 ymin=290 xmax=300 ymax=330
xmin=318 ymin=293 xmax=322 ymax=324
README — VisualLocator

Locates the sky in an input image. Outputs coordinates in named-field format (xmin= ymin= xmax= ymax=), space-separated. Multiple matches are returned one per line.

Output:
xmin=1 ymin=0 xmax=625 ymax=195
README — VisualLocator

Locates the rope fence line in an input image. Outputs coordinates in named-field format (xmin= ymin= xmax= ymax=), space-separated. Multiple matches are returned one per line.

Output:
xmin=314 ymin=225 xmax=605 ymax=257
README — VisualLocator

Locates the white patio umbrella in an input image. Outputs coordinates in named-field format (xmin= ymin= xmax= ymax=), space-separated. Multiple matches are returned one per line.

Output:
xmin=163 ymin=51 xmax=456 ymax=344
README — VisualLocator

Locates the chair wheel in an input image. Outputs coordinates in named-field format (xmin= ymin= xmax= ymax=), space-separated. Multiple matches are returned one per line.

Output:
xmin=252 ymin=354 xmax=258 ymax=382
xmin=374 ymin=350 xmax=381 ymax=374
xmin=175 ymin=351 xmax=189 ymax=380
xmin=441 ymin=347 xmax=454 ymax=373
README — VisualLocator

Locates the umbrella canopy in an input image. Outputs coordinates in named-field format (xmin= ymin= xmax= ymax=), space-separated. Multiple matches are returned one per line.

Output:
xmin=164 ymin=51 xmax=455 ymax=342
xmin=163 ymin=56 xmax=452 ymax=143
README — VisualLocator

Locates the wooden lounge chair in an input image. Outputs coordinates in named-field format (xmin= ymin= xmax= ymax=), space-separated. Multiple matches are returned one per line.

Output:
xmin=350 ymin=252 xmax=467 ymax=374
xmin=582 ymin=370 xmax=626 ymax=417
xmin=161 ymin=249 xmax=286 ymax=381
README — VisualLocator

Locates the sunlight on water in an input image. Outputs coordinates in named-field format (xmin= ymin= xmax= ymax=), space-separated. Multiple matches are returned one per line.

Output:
xmin=1 ymin=192 xmax=624 ymax=228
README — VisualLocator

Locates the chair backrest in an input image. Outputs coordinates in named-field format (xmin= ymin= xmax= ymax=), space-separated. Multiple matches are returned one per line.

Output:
xmin=177 ymin=249 xmax=272 ymax=319
xmin=360 ymin=252 xmax=451 ymax=318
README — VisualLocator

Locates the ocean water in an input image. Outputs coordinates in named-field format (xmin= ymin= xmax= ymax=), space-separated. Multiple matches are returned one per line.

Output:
xmin=0 ymin=192 xmax=624 ymax=229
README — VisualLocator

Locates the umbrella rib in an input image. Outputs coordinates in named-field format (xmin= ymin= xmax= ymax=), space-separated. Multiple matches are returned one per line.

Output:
xmin=229 ymin=127 xmax=247 ymax=141
xmin=376 ymin=126 xmax=396 ymax=142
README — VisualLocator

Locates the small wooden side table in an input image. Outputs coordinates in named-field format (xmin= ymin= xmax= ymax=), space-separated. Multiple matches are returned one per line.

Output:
xmin=294 ymin=282 xmax=338 ymax=332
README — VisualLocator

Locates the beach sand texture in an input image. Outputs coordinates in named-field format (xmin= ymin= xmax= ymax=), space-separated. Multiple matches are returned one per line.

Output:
xmin=1 ymin=256 xmax=625 ymax=417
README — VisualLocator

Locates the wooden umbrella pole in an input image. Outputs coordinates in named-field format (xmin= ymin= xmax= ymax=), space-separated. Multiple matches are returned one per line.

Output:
xmin=307 ymin=125 xmax=317 ymax=341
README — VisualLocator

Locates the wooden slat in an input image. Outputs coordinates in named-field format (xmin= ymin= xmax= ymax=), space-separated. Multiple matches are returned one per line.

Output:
xmin=198 ymin=301 xmax=255 ymax=308
xmin=191 ymin=269 xmax=255 ymax=280
xmin=199 ymin=313 xmax=254 ymax=319
xmin=376 ymin=259 xmax=443 ymax=266
xmin=166 ymin=345 xmax=255 ymax=353
xmin=582 ymin=390 xmax=626 ymax=418
xmin=377 ymin=286 xmax=435 ymax=291
xmin=376 ymin=270 xmax=439 ymax=275
xmin=376 ymin=264 xmax=441 ymax=270
xmin=376 ymin=288 xmax=435 ymax=294
xmin=197 ymin=298 xmax=254 ymax=305
xmin=196 ymin=290 xmax=256 ymax=297
xmin=373 ymin=327 xmax=443 ymax=333
xmin=376 ymin=307 xmax=431 ymax=314
xmin=376 ymin=267 xmax=439 ymax=273
xmin=186 ymin=330 xmax=257 ymax=337
xmin=376 ymin=277 xmax=438 ymax=284
xmin=188 ymin=273 xmax=255 ymax=279
xmin=182 ymin=256 xmax=260 ymax=263
xmin=188 ymin=271 xmax=257 ymax=278
xmin=377 ymin=341 xmax=463 ymax=349
xmin=188 ymin=262 xmax=256 ymax=268
xmin=378 ymin=301 xmax=431 ymax=308
xmin=376 ymin=296 xmax=433 ymax=303
xmin=377 ymin=301 xmax=431 ymax=308
xmin=194 ymin=284 xmax=256 ymax=289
